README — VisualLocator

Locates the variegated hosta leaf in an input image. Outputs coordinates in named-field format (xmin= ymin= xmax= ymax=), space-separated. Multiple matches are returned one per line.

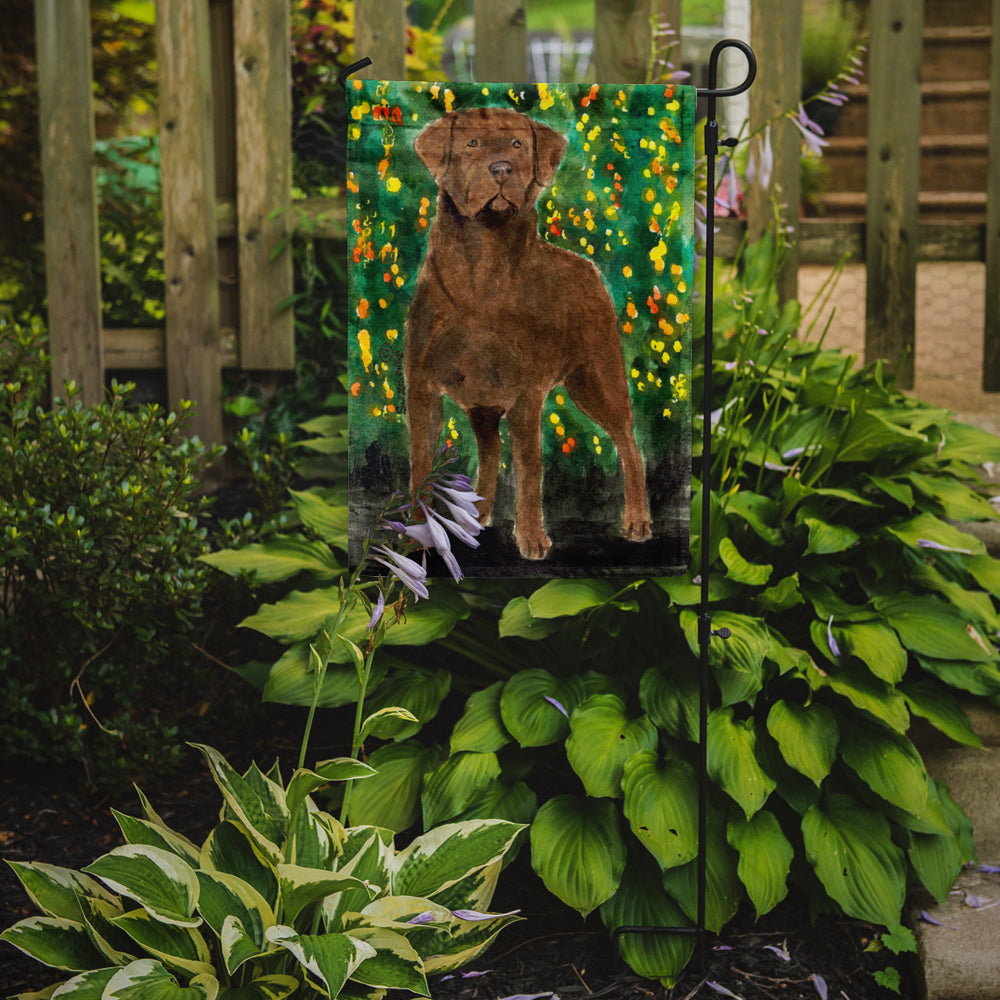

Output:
xmin=288 ymin=802 xmax=344 ymax=870
xmin=450 ymin=681 xmax=511 ymax=754
xmin=44 ymin=966 xmax=118 ymax=997
xmin=727 ymin=810 xmax=793 ymax=918
xmin=323 ymin=829 xmax=393 ymax=931
xmin=529 ymin=795 xmax=626 ymax=917
xmin=0 ymin=916 xmax=107 ymax=971
xmin=110 ymin=908 xmax=214 ymax=979
xmin=276 ymin=864 xmax=375 ymax=925
xmin=391 ymin=820 xmax=524 ymax=900
xmin=621 ymin=751 xmax=699 ymax=871
xmin=802 ymin=793 xmax=906 ymax=926
xmin=765 ymin=700 xmax=838 ymax=786
xmin=565 ymin=695 xmax=658 ymax=799
xmin=345 ymin=926 xmax=429 ymax=995
xmin=195 ymin=871 xmax=274 ymax=974
xmin=102 ymin=958 xmax=218 ymax=999
xmin=421 ymin=907 xmax=522 ymax=975
xmin=190 ymin=745 xmax=287 ymax=863
xmin=214 ymin=975 xmax=300 ymax=1000
xmin=200 ymin=822 xmax=278 ymax=910
xmin=77 ymin=894 xmax=136 ymax=966
xmin=425 ymin=859 xmax=501 ymax=916
xmin=4 ymin=861 xmax=118 ymax=922
xmin=599 ymin=853 xmax=694 ymax=987
xmin=265 ymin=926 xmax=376 ymax=998
xmin=83 ymin=846 xmax=200 ymax=928
xmin=285 ymin=760 xmax=376 ymax=824
xmin=112 ymin=810 xmax=202 ymax=868
xmin=706 ymin=707 xmax=776 ymax=819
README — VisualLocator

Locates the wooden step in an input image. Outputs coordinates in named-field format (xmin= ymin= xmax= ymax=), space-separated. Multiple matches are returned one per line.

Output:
xmin=822 ymin=134 xmax=989 ymax=193
xmin=833 ymin=80 xmax=991 ymax=138
xmin=922 ymin=0 xmax=992 ymax=28
xmin=813 ymin=190 xmax=987 ymax=222
xmin=922 ymin=25 xmax=993 ymax=83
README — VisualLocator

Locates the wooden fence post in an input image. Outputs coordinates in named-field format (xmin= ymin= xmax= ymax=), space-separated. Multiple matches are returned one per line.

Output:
xmin=354 ymin=0 xmax=407 ymax=80
xmin=746 ymin=0 xmax=802 ymax=306
xmin=594 ymin=0 xmax=666 ymax=84
xmin=983 ymin=0 xmax=1000 ymax=390
xmin=864 ymin=0 xmax=923 ymax=390
xmin=157 ymin=0 xmax=223 ymax=445
xmin=474 ymin=0 xmax=527 ymax=81
xmin=233 ymin=0 xmax=294 ymax=370
xmin=34 ymin=0 xmax=104 ymax=405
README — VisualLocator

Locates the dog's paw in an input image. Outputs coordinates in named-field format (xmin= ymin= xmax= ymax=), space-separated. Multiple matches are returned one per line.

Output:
xmin=475 ymin=499 xmax=493 ymax=526
xmin=515 ymin=525 xmax=552 ymax=560
xmin=622 ymin=518 xmax=653 ymax=542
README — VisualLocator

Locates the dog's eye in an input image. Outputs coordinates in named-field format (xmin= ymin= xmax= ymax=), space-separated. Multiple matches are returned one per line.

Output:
xmin=467 ymin=138 xmax=479 ymax=148
xmin=511 ymin=139 xmax=522 ymax=148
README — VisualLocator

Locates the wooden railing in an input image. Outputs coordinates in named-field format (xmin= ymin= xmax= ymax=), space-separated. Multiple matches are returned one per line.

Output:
xmin=33 ymin=0 xmax=1000 ymax=445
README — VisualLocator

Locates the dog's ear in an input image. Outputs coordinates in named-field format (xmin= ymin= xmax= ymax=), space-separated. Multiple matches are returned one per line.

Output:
xmin=531 ymin=119 xmax=567 ymax=188
xmin=414 ymin=114 xmax=455 ymax=184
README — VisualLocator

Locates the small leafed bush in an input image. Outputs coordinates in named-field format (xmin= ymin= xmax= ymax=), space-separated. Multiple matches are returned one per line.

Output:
xmin=0 ymin=317 xmax=218 ymax=782
xmin=1 ymin=744 xmax=524 ymax=998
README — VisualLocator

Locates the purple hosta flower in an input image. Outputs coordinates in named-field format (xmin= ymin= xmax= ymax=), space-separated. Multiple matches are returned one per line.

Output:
xmin=827 ymin=616 xmax=842 ymax=658
xmin=407 ymin=911 xmax=438 ymax=925
xmin=791 ymin=104 xmax=828 ymax=157
xmin=979 ymin=864 xmax=1000 ymax=874
xmin=746 ymin=125 xmax=774 ymax=191
xmin=370 ymin=544 xmax=429 ymax=600
xmin=715 ymin=156 xmax=741 ymax=216
xmin=706 ymin=983 xmax=742 ymax=999
xmin=917 ymin=538 xmax=973 ymax=555
xmin=451 ymin=908 xmax=521 ymax=921
xmin=544 ymin=695 xmax=569 ymax=718
xmin=763 ymin=944 xmax=791 ymax=962
xmin=811 ymin=974 xmax=828 ymax=1000
xmin=367 ymin=590 xmax=385 ymax=631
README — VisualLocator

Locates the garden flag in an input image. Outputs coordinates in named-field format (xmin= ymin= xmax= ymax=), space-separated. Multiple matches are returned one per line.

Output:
xmin=347 ymin=79 xmax=696 ymax=577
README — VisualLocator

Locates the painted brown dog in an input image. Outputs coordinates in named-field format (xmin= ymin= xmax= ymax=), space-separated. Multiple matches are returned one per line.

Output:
xmin=405 ymin=106 xmax=651 ymax=560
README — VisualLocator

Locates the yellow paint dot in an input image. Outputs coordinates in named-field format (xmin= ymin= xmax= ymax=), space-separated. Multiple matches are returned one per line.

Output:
xmin=386 ymin=177 xmax=402 ymax=193
xmin=556 ymin=394 xmax=565 ymax=405
xmin=623 ymin=265 xmax=633 ymax=278
xmin=550 ymin=413 xmax=560 ymax=424
xmin=387 ymin=328 xmax=398 ymax=341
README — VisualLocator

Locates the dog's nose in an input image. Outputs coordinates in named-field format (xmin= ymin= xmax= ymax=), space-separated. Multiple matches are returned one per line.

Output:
xmin=489 ymin=161 xmax=513 ymax=182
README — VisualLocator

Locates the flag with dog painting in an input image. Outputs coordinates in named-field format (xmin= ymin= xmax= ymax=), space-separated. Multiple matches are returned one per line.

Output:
xmin=347 ymin=79 xmax=696 ymax=577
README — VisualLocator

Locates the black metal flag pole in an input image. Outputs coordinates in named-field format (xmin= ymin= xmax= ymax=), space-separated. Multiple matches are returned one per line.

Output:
xmin=613 ymin=38 xmax=756 ymax=972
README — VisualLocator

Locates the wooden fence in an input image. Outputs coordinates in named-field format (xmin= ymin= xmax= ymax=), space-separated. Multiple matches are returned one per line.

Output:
xmin=33 ymin=0 xmax=1000 ymax=445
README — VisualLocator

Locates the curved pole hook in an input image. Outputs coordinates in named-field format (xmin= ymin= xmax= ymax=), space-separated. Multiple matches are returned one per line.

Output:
xmin=337 ymin=57 xmax=373 ymax=91
xmin=698 ymin=38 xmax=757 ymax=99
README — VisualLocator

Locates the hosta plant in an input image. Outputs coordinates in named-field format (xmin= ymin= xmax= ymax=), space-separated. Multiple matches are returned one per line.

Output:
xmin=1 ymin=744 xmax=523 ymax=999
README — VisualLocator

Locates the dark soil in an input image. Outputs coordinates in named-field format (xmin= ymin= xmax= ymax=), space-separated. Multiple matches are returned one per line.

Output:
xmin=1 ymin=751 xmax=914 ymax=1000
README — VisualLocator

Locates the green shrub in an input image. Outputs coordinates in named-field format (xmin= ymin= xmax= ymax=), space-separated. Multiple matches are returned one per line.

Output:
xmin=0 ymin=318 xmax=220 ymax=783
xmin=1 ymin=743 xmax=524 ymax=998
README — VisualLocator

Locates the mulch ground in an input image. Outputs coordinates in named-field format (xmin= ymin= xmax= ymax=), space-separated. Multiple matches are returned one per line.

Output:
xmin=1 ymin=745 xmax=913 ymax=1000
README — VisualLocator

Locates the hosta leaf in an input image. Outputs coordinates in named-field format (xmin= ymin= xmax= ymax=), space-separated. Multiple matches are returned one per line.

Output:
xmin=360 ymin=706 xmax=421 ymax=742
xmin=530 ymin=795 xmax=626 ymax=917
xmin=110 ymin=909 xmax=214 ymax=978
xmin=916 ymin=655 xmax=1000 ymax=697
xmin=833 ymin=621 xmax=907 ymax=684
xmin=362 ymin=667 xmax=451 ymax=740
xmin=755 ymin=573 xmax=804 ymax=614
xmin=421 ymin=751 xmax=502 ymax=828
xmin=727 ymin=811 xmax=793 ymax=918
xmin=724 ymin=490 xmax=784 ymax=545
xmin=288 ymin=489 xmax=349 ymax=546
xmin=200 ymin=535 xmax=341 ymax=584
xmin=322 ymin=829 xmax=393 ymax=930
xmin=111 ymin=812 xmax=201 ymax=868
xmin=906 ymin=472 xmax=998 ymax=522
xmin=526 ymin=579 xmax=618 ymax=618
xmin=834 ymin=410 xmax=927 ymax=463
xmin=839 ymin=719 xmax=928 ymax=817
xmin=498 ymin=596 xmax=564 ymax=639
xmin=0 ymin=916 xmax=107 ymax=971
xmin=599 ymin=853 xmax=694 ymax=987
xmin=216 ymin=975 xmax=299 ymax=1000
xmin=453 ymin=779 xmax=538 ymax=827
xmin=190 ymin=746 xmax=287 ymax=863
xmin=423 ymin=906 xmax=522 ymax=974
xmin=802 ymin=794 xmax=906 ymax=926
xmin=195 ymin=871 xmax=273 ymax=973
xmin=276 ymin=865 xmax=374 ymax=925
xmin=639 ymin=664 xmax=699 ymax=742
xmin=810 ymin=662 xmax=910 ymax=732
xmin=265 ymin=926 xmax=375 ymax=998
xmin=566 ymin=695 xmax=658 ymax=798
xmin=260 ymin=644 xmax=385 ymax=709
xmin=885 ymin=512 xmax=985 ymax=557
xmin=450 ymin=682 xmax=511 ymax=754
xmin=874 ymin=594 xmax=995 ymax=662
xmin=707 ymin=708 xmax=776 ymax=818
xmin=76 ymin=894 xmax=135 ymax=966
xmin=45 ymin=967 xmax=117 ymax=997
xmin=661 ymin=811 xmax=741 ymax=933
xmin=499 ymin=670 xmax=585 ymax=747
xmin=199 ymin=822 xmax=278 ymax=910
xmin=83 ymin=846 xmax=200 ymax=928
xmin=621 ymin=751 xmax=699 ymax=871
xmin=680 ymin=610 xmax=770 ymax=706
xmin=393 ymin=820 xmax=524 ymax=900
xmin=285 ymin=759 xmax=376 ymax=822
xmin=347 ymin=740 xmax=442 ymax=832
xmin=901 ymin=680 xmax=982 ymax=748
xmin=345 ymin=926 xmax=429 ymax=994
xmin=103 ymin=959 xmax=218 ymax=1000
xmin=765 ymin=700 xmax=838 ymax=786
xmin=719 ymin=537 xmax=772 ymax=586
xmin=802 ymin=517 xmax=859 ymax=556
xmin=5 ymin=862 xmax=118 ymax=923
xmin=966 ymin=553 xmax=1000 ymax=597
xmin=909 ymin=829 xmax=965 ymax=905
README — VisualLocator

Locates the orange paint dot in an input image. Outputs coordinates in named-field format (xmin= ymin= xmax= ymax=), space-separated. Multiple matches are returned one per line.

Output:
xmin=357 ymin=298 xmax=370 ymax=319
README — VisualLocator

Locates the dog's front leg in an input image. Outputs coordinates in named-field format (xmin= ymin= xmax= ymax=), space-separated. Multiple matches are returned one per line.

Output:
xmin=406 ymin=385 xmax=443 ymax=499
xmin=506 ymin=393 xmax=551 ymax=560
xmin=468 ymin=406 xmax=503 ymax=524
